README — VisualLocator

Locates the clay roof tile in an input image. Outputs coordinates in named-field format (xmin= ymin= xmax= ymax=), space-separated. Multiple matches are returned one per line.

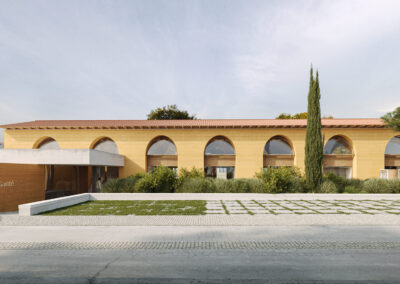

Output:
xmin=0 ymin=118 xmax=385 ymax=129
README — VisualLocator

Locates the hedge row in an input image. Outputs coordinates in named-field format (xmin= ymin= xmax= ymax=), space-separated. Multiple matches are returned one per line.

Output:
xmin=101 ymin=166 xmax=400 ymax=194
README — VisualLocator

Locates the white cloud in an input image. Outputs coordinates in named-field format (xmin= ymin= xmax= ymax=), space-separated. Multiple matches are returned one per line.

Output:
xmin=234 ymin=0 xmax=400 ymax=97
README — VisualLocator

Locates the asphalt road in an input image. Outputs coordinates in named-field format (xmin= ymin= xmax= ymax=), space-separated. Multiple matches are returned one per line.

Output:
xmin=1 ymin=226 xmax=400 ymax=283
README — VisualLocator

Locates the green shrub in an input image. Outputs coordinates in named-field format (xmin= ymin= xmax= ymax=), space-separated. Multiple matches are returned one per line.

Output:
xmin=212 ymin=179 xmax=264 ymax=193
xmin=177 ymin=167 xmax=205 ymax=189
xmin=175 ymin=177 xmax=216 ymax=193
xmin=134 ymin=166 xmax=177 ymax=193
xmin=212 ymin=179 xmax=230 ymax=193
xmin=362 ymin=178 xmax=390 ymax=193
xmin=344 ymin=178 xmax=363 ymax=190
xmin=178 ymin=167 xmax=204 ymax=179
xmin=101 ymin=178 xmax=127 ymax=193
xmin=230 ymin=179 xmax=265 ymax=193
xmin=343 ymin=185 xmax=358 ymax=193
xmin=103 ymin=167 xmax=400 ymax=194
xmin=101 ymin=173 xmax=145 ymax=193
xmin=292 ymin=177 xmax=308 ymax=193
xmin=388 ymin=179 xmax=400 ymax=193
xmin=319 ymin=180 xmax=337 ymax=193
xmin=176 ymin=178 xmax=265 ymax=193
xmin=323 ymin=172 xmax=346 ymax=192
xmin=256 ymin=167 xmax=302 ymax=193
xmin=127 ymin=172 xmax=146 ymax=180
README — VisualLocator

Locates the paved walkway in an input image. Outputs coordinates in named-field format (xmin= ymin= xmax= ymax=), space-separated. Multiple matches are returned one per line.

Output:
xmin=1 ymin=226 xmax=400 ymax=282
xmin=1 ymin=214 xmax=399 ymax=226
xmin=206 ymin=199 xmax=400 ymax=215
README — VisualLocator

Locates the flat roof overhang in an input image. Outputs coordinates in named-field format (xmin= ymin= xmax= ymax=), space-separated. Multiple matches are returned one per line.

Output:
xmin=0 ymin=149 xmax=124 ymax=167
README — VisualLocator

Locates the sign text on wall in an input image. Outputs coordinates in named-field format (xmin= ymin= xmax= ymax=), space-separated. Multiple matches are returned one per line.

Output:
xmin=0 ymin=180 xmax=15 ymax=188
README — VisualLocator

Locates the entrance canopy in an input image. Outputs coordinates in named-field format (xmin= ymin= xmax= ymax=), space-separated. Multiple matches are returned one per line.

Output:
xmin=0 ymin=149 xmax=124 ymax=167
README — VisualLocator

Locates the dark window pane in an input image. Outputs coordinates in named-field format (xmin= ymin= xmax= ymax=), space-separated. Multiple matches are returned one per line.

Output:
xmin=324 ymin=136 xmax=352 ymax=154
xmin=204 ymin=166 xmax=235 ymax=179
xmin=264 ymin=137 xmax=293 ymax=154
xmin=147 ymin=140 xmax=177 ymax=155
xmin=324 ymin=167 xmax=351 ymax=179
xmin=385 ymin=136 xmax=400 ymax=155
xmin=205 ymin=140 xmax=234 ymax=155
xmin=94 ymin=140 xmax=118 ymax=154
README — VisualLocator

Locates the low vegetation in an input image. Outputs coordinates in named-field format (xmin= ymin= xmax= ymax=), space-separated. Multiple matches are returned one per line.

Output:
xmin=42 ymin=200 xmax=207 ymax=216
xmin=100 ymin=166 xmax=400 ymax=194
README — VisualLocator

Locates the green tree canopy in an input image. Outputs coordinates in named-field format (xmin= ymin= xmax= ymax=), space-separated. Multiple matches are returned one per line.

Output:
xmin=276 ymin=112 xmax=308 ymax=119
xmin=276 ymin=113 xmax=333 ymax=119
xmin=381 ymin=107 xmax=400 ymax=131
xmin=147 ymin=105 xmax=196 ymax=120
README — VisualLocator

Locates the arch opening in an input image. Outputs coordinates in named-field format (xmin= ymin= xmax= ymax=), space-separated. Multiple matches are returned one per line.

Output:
xmin=90 ymin=137 xmax=120 ymax=185
xmin=384 ymin=136 xmax=400 ymax=179
xmin=323 ymin=135 xmax=353 ymax=178
xmin=35 ymin=137 xmax=60 ymax=150
xmin=92 ymin=137 xmax=119 ymax=154
xmin=204 ymin=136 xmax=235 ymax=179
xmin=324 ymin=136 xmax=352 ymax=154
xmin=263 ymin=136 xmax=294 ymax=168
xmin=146 ymin=136 xmax=177 ymax=172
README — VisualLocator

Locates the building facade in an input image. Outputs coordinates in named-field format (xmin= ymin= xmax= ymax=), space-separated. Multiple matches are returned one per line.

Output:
xmin=0 ymin=119 xmax=399 ymax=211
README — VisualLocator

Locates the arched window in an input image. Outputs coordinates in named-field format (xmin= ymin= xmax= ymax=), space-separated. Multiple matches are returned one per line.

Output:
xmin=264 ymin=136 xmax=293 ymax=155
xmin=263 ymin=136 xmax=294 ymax=167
xmin=147 ymin=137 xmax=177 ymax=155
xmin=204 ymin=136 xmax=235 ymax=179
xmin=385 ymin=136 xmax=400 ymax=155
xmin=323 ymin=135 xmax=353 ymax=178
xmin=146 ymin=136 xmax=177 ymax=172
xmin=384 ymin=136 xmax=400 ymax=172
xmin=36 ymin=137 xmax=60 ymax=149
xmin=324 ymin=136 xmax=352 ymax=154
xmin=92 ymin=137 xmax=119 ymax=154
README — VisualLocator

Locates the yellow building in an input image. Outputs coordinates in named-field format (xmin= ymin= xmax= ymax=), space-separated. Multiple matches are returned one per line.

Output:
xmin=0 ymin=118 xmax=399 ymax=211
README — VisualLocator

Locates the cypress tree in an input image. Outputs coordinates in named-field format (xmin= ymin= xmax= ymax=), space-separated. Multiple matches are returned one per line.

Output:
xmin=305 ymin=67 xmax=323 ymax=190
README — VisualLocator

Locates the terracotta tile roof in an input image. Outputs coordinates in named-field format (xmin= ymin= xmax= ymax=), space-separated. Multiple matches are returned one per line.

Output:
xmin=0 ymin=119 xmax=385 ymax=129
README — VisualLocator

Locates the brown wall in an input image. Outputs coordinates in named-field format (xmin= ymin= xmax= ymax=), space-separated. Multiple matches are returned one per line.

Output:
xmin=323 ymin=155 xmax=354 ymax=167
xmin=147 ymin=155 xmax=178 ymax=169
xmin=385 ymin=155 xmax=400 ymax=167
xmin=204 ymin=155 xmax=235 ymax=167
xmin=0 ymin=164 xmax=45 ymax=212
xmin=264 ymin=155 xmax=295 ymax=167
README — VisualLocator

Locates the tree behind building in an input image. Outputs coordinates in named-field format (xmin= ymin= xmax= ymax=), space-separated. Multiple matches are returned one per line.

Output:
xmin=381 ymin=107 xmax=400 ymax=131
xmin=147 ymin=105 xmax=196 ymax=120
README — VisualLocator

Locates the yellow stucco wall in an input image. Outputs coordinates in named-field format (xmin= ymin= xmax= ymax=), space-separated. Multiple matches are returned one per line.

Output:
xmin=4 ymin=127 xmax=399 ymax=179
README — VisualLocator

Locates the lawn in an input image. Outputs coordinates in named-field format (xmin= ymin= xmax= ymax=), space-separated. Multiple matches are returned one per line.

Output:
xmin=41 ymin=200 xmax=207 ymax=216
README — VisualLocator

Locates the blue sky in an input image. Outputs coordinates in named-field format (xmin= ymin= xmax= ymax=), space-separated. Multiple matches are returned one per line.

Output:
xmin=1 ymin=0 xmax=400 ymax=141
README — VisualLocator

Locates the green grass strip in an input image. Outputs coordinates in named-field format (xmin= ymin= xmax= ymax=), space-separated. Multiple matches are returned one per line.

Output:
xmin=220 ymin=201 xmax=230 ymax=215
xmin=236 ymin=200 xmax=254 ymax=215
xmin=41 ymin=200 xmax=207 ymax=216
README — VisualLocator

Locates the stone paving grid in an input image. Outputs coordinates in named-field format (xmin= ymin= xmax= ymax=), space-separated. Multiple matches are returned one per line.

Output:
xmin=1 ymin=241 xmax=400 ymax=250
xmin=205 ymin=200 xmax=400 ymax=215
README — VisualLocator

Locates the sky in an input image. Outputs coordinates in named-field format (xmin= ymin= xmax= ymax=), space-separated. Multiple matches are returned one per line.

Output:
xmin=1 ymin=0 xmax=400 ymax=141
